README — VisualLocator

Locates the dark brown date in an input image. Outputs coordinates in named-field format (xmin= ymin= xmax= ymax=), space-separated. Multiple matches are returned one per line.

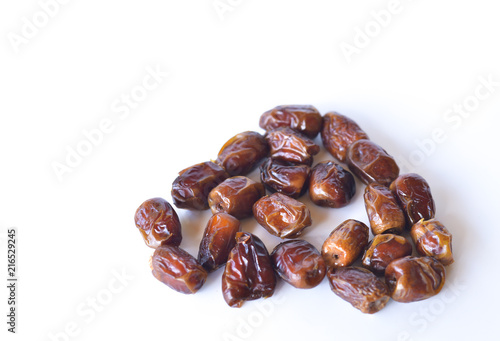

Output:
xmin=222 ymin=232 xmax=276 ymax=308
xmin=253 ymin=193 xmax=312 ymax=239
xmin=362 ymin=234 xmax=412 ymax=275
xmin=151 ymin=244 xmax=207 ymax=294
xmin=260 ymin=158 xmax=310 ymax=198
xmin=364 ymin=182 xmax=406 ymax=235
xmin=309 ymin=161 xmax=356 ymax=208
xmin=321 ymin=112 xmax=369 ymax=162
xmin=208 ymin=176 xmax=266 ymax=219
xmin=271 ymin=240 xmax=326 ymax=289
xmin=197 ymin=213 xmax=241 ymax=272
xmin=411 ymin=219 xmax=454 ymax=265
xmin=322 ymin=219 xmax=369 ymax=268
xmin=390 ymin=173 xmax=436 ymax=226
xmin=385 ymin=256 xmax=445 ymax=303
xmin=327 ymin=267 xmax=390 ymax=314
xmin=265 ymin=127 xmax=320 ymax=166
xmin=216 ymin=131 xmax=269 ymax=176
xmin=346 ymin=139 xmax=399 ymax=186
xmin=259 ymin=105 xmax=323 ymax=138
xmin=171 ymin=161 xmax=228 ymax=210
xmin=134 ymin=197 xmax=182 ymax=248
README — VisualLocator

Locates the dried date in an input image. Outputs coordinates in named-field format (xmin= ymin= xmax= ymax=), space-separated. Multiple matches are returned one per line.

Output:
xmin=322 ymin=219 xmax=369 ymax=268
xmin=411 ymin=219 xmax=454 ymax=265
xmin=309 ymin=161 xmax=356 ymax=208
xmin=362 ymin=234 xmax=412 ymax=275
xmin=260 ymin=158 xmax=310 ymax=198
xmin=364 ymin=182 xmax=406 ymax=235
xmin=259 ymin=104 xmax=323 ymax=138
xmin=266 ymin=127 xmax=320 ymax=166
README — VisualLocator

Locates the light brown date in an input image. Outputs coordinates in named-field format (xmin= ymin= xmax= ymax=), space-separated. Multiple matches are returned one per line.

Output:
xmin=253 ymin=193 xmax=312 ymax=239
xmin=151 ymin=244 xmax=207 ymax=294
xmin=309 ymin=161 xmax=356 ymax=208
xmin=271 ymin=240 xmax=326 ymax=289
xmin=385 ymin=256 xmax=446 ymax=303
xmin=208 ymin=176 xmax=266 ymax=219
xmin=390 ymin=173 xmax=436 ymax=226
xmin=327 ymin=267 xmax=390 ymax=314
xmin=411 ymin=219 xmax=454 ymax=265
xmin=322 ymin=219 xmax=369 ymax=268
xmin=134 ymin=197 xmax=182 ymax=248
xmin=265 ymin=127 xmax=320 ymax=166
xmin=171 ymin=161 xmax=228 ymax=210
xmin=362 ymin=234 xmax=412 ymax=274
xmin=346 ymin=139 xmax=399 ymax=186
xmin=260 ymin=158 xmax=310 ymax=198
xmin=197 ymin=213 xmax=241 ymax=272
xmin=364 ymin=182 xmax=406 ymax=235
xmin=216 ymin=131 xmax=269 ymax=176
xmin=222 ymin=232 xmax=276 ymax=308
xmin=321 ymin=112 xmax=369 ymax=162
xmin=259 ymin=105 xmax=323 ymax=138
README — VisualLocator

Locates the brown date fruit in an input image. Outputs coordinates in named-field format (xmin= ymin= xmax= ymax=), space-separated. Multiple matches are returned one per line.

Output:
xmin=216 ymin=131 xmax=269 ymax=176
xmin=321 ymin=112 xmax=369 ymax=162
xmin=222 ymin=232 xmax=276 ymax=308
xmin=271 ymin=240 xmax=326 ymax=289
xmin=385 ymin=256 xmax=445 ymax=303
xmin=390 ymin=173 xmax=436 ymax=226
xmin=260 ymin=158 xmax=310 ymax=198
xmin=171 ymin=161 xmax=228 ymax=210
xmin=327 ymin=267 xmax=390 ymax=314
xmin=322 ymin=219 xmax=369 ymax=268
xmin=253 ymin=193 xmax=312 ymax=239
xmin=362 ymin=234 xmax=412 ymax=275
xmin=346 ymin=139 xmax=399 ymax=186
xmin=151 ymin=244 xmax=207 ymax=294
xmin=134 ymin=197 xmax=182 ymax=248
xmin=309 ymin=161 xmax=356 ymax=208
xmin=208 ymin=176 xmax=266 ymax=219
xmin=364 ymin=182 xmax=406 ymax=235
xmin=259 ymin=104 xmax=323 ymax=138
xmin=197 ymin=213 xmax=241 ymax=272
xmin=265 ymin=127 xmax=320 ymax=166
xmin=411 ymin=219 xmax=454 ymax=265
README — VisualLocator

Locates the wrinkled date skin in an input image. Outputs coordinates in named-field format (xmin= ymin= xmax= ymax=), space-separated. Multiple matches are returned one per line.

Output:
xmin=265 ymin=127 xmax=320 ymax=166
xmin=385 ymin=256 xmax=446 ymax=303
xmin=411 ymin=219 xmax=454 ymax=265
xmin=327 ymin=267 xmax=390 ymax=314
xmin=271 ymin=240 xmax=326 ymax=289
xmin=309 ymin=161 xmax=356 ymax=208
xmin=134 ymin=197 xmax=182 ymax=248
xmin=216 ymin=131 xmax=269 ymax=176
xmin=362 ymin=234 xmax=412 ymax=275
xmin=253 ymin=193 xmax=312 ymax=239
xmin=260 ymin=158 xmax=310 ymax=198
xmin=222 ymin=232 xmax=276 ymax=308
xmin=151 ymin=244 xmax=208 ymax=294
xmin=259 ymin=105 xmax=323 ymax=138
xmin=390 ymin=173 xmax=436 ymax=226
xmin=364 ymin=182 xmax=406 ymax=235
xmin=198 ymin=213 xmax=241 ymax=272
xmin=322 ymin=219 xmax=369 ymax=268
xmin=171 ymin=161 xmax=229 ymax=210
xmin=347 ymin=139 xmax=400 ymax=186
xmin=321 ymin=112 xmax=369 ymax=162
xmin=208 ymin=176 xmax=266 ymax=219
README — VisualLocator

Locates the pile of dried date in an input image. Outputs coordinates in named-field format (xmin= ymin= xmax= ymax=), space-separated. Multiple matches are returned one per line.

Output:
xmin=133 ymin=105 xmax=454 ymax=313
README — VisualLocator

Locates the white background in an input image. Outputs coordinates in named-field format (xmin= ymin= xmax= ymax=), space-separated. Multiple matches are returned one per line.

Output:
xmin=1 ymin=1 xmax=500 ymax=340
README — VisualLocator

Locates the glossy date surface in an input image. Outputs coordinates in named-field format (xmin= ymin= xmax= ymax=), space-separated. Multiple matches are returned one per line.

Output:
xmin=216 ymin=131 xmax=269 ymax=176
xmin=260 ymin=158 xmax=310 ymax=198
xmin=322 ymin=219 xmax=369 ymax=268
xmin=309 ymin=161 xmax=356 ymax=208
xmin=266 ymin=127 xmax=320 ymax=166
xmin=253 ymin=193 xmax=312 ymax=239
xmin=364 ymin=182 xmax=406 ymax=235
xmin=134 ymin=197 xmax=182 ymax=248
xmin=151 ymin=244 xmax=207 ymax=294
xmin=362 ymin=234 xmax=412 ymax=275
xmin=259 ymin=104 xmax=323 ymax=138
xmin=171 ymin=161 xmax=228 ymax=210
xmin=411 ymin=219 xmax=453 ymax=265
xmin=321 ymin=112 xmax=369 ymax=162
xmin=198 ymin=213 xmax=241 ymax=272
xmin=271 ymin=240 xmax=326 ymax=289
xmin=222 ymin=232 xmax=276 ymax=308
